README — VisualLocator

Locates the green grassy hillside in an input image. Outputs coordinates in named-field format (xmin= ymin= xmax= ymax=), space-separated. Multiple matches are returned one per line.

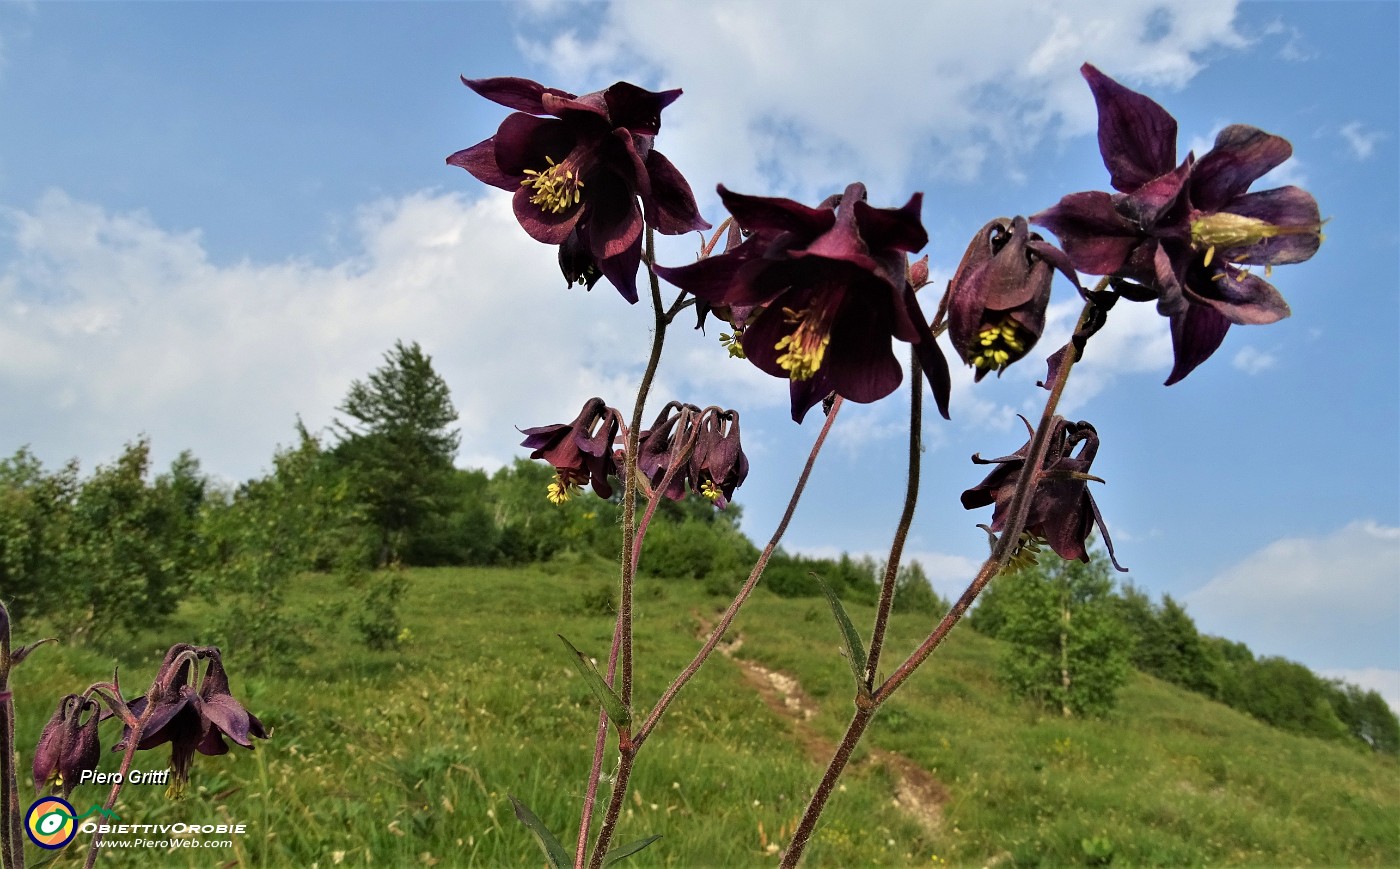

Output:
xmin=12 ymin=562 xmax=1399 ymax=867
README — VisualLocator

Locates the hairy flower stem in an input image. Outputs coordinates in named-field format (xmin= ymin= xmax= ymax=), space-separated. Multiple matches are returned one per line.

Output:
xmin=863 ymin=348 xmax=923 ymax=688
xmin=634 ymin=396 xmax=845 ymax=748
xmin=779 ymin=706 xmax=874 ymax=869
xmin=577 ymin=228 xmax=668 ymax=869
xmin=874 ymin=294 xmax=1095 ymax=704
xmin=82 ymin=692 xmax=157 ymax=869
xmin=0 ymin=611 xmax=19 ymax=869
xmin=782 ymin=298 xmax=1096 ymax=868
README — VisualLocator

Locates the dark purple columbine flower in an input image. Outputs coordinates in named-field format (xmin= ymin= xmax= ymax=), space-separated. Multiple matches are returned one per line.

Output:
xmin=689 ymin=408 xmax=747 ymax=509
xmin=656 ymin=183 xmax=951 ymax=423
xmin=117 ymin=645 xmax=267 ymax=791
xmin=448 ymin=77 xmax=710 ymax=303
xmin=636 ymin=402 xmax=694 ymax=502
xmin=1032 ymin=63 xmax=1322 ymax=384
xmin=960 ymin=417 xmax=1124 ymax=571
xmin=945 ymin=217 xmax=1079 ymax=380
xmin=519 ymin=397 xmax=624 ymax=504
xmin=633 ymin=403 xmax=747 ymax=508
xmin=32 ymin=694 xmax=80 ymax=793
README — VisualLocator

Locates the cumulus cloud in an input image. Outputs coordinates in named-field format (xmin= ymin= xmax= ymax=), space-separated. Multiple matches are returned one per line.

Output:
xmin=517 ymin=0 xmax=1245 ymax=201
xmin=1185 ymin=521 xmax=1400 ymax=671
xmin=0 ymin=188 xmax=782 ymax=481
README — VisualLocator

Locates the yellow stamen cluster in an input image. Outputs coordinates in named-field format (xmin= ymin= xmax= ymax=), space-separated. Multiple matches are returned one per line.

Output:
xmin=699 ymin=479 xmax=723 ymax=502
xmin=718 ymin=331 xmax=747 ymax=359
xmin=1002 ymin=531 xmax=1044 ymax=575
xmin=971 ymin=316 xmax=1026 ymax=372
xmin=774 ymin=307 xmax=832 ymax=381
xmin=546 ymin=479 xmax=580 ymax=505
xmin=521 ymin=156 xmax=584 ymax=214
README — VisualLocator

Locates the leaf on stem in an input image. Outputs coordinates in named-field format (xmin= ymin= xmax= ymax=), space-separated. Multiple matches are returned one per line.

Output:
xmin=508 ymin=794 xmax=571 ymax=869
xmin=558 ymin=634 xmax=631 ymax=727
xmin=809 ymin=572 xmax=871 ymax=697
xmin=604 ymin=834 xmax=663 ymax=866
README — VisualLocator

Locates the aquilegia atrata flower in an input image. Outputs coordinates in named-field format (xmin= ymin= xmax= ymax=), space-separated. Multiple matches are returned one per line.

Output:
xmin=656 ymin=183 xmax=951 ymax=423
xmin=117 ymin=645 xmax=267 ymax=791
xmin=961 ymin=416 xmax=1124 ymax=571
xmin=33 ymin=693 xmax=102 ymax=799
xmin=519 ymin=397 xmax=624 ymax=504
xmin=448 ymin=77 xmax=709 ymax=303
xmin=945 ymin=217 xmax=1079 ymax=380
xmin=1033 ymin=63 xmax=1322 ymax=384
xmin=634 ymin=403 xmax=748 ymax=508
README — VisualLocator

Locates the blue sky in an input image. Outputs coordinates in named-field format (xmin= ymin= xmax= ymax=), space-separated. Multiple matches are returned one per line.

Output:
xmin=0 ymin=2 xmax=1395 ymax=706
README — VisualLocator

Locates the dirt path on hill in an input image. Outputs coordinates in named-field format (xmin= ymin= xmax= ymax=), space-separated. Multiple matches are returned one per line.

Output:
xmin=694 ymin=611 xmax=949 ymax=836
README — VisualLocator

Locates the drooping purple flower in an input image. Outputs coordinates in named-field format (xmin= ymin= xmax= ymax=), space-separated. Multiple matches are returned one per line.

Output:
xmin=32 ymin=694 xmax=80 ymax=793
xmin=945 ymin=217 xmax=1079 ymax=380
xmin=960 ymin=417 xmax=1124 ymax=571
xmin=656 ymin=183 xmax=951 ymax=423
xmin=1032 ymin=63 xmax=1322 ymax=384
xmin=519 ymin=397 xmax=624 ymax=504
xmin=448 ymin=77 xmax=710 ymax=303
xmin=689 ymin=408 xmax=748 ymax=509
xmin=635 ymin=402 xmax=694 ymax=502
xmin=117 ymin=646 xmax=267 ymax=790
xmin=632 ymin=403 xmax=747 ymax=508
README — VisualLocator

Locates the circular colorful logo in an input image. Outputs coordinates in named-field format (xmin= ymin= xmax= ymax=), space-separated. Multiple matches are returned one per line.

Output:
xmin=25 ymin=796 xmax=77 ymax=849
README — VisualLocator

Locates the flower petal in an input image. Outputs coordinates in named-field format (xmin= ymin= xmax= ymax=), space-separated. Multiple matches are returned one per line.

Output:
xmin=852 ymin=192 xmax=928 ymax=253
xmin=596 ymin=222 xmax=644 ymax=304
xmin=512 ymin=187 xmax=581 ymax=245
xmin=446 ymin=138 xmax=515 ymax=190
xmin=717 ymin=186 xmax=835 ymax=240
xmin=603 ymin=82 xmax=683 ymax=136
xmin=1219 ymin=186 xmax=1323 ymax=266
xmin=1164 ymin=302 xmax=1232 ymax=385
xmin=1082 ymin=63 xmax=1178 ymax=193
xmin=462 ymin=76 xmax=575 ymax=115
xmin=1032 ymin=192 xmax=1142 ymax=275
xmin=1187 ymin=263 xmax=1291 ymax=326
xmin=1191 ymin=125 xmax=1293 ymax=212
xmin=643 ymin=149 xmax=710 ymax=235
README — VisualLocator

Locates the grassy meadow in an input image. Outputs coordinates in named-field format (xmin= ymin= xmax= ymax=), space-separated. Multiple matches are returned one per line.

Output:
xmin=12 ymin=559 xmax=1399 ymax=868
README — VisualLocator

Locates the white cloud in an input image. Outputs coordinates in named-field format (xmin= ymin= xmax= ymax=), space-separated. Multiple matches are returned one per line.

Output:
xmin=518 ymin=0 xmax=1245 ymax=200
xmin=1231 ymin=345 xmax=1276 ymax=375
xmin=1260 ymin=18 xmax=1314 ymax=62
xmin=1320 ymin=668 xmax=1400 ymax=717
xmin=1185 ymin=521 xmax=1400 ymax=670
xmin=1339 ymin=121 xmax=1385 ymax=161
xmin=0 ymin=188 xmax=759 ymax=479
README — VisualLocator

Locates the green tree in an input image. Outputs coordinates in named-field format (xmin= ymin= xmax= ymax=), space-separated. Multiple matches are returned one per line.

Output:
xmin=56 ymin=440 xmax=204 ymax=641
xmin=333 ymin=340 xmax=461 ymax=566
xmin=1112 ymin=584 xmax=1219 ymax=696
xmin=1332 ymin=682 xmax=1400 ymax=754
xmin=199 ymin=425 xmax=375 ymax=663
xmin=0 ymin=448 xmax=78 ymax=623
xmin=995 ymin=550 xmax=1132 ymax=717
xmin=892 ymin=560 xmax=948 ymax=615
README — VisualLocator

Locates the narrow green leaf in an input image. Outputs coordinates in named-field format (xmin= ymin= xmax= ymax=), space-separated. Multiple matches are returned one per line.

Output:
xmin=508 ymin=794 xmax=570 ymax=869
xmin=810 ymin=571 xmax=869 ymax=693
xmin=604 ymin=834 xmax=663 ymax=866
xmin=558 ymin=634 xmax=631 ymax=726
